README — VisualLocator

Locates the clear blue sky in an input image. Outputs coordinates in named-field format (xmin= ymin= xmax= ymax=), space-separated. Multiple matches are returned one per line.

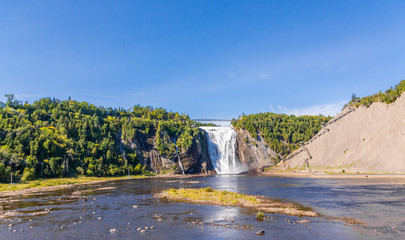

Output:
xmin=1 ymin=0 xmax=405 ymax=118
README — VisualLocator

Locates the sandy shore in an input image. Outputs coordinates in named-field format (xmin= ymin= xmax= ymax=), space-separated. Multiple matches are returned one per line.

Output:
xmin=261 ymin=171 xmax=405 ymax=179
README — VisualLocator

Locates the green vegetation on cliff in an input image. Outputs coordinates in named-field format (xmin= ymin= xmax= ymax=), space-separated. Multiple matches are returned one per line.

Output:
xmin=232 ymin=113 xmax=331 ymax=159
xmin=347 ymin=80 xmax=405 ymax=108
xmin=0 ymin=95 xmax=200 ymax=183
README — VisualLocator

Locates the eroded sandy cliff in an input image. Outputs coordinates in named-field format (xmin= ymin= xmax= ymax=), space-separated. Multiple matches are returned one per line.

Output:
xmin=277 ymin=93 xmax=405 ymax=173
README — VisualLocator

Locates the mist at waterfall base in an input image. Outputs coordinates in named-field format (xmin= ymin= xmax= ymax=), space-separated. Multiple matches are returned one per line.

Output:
xmin=200 ymin=127 xmax=248 ymax=174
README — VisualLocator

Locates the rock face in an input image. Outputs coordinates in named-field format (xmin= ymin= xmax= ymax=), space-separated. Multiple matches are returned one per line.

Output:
xmin=122 ymin=130 xmax=214 ymax=174
xmin=278 ymin=93 xmax=405 ymax=173
xmin=177 ymin=132 xmax=215 ymax=174
xmin=234 ymin=128 xmax=276 ymax=170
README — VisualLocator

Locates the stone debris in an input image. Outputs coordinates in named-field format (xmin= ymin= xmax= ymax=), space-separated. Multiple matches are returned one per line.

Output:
xmin=110 ymin=229 xmax=117 ymax=233
xmin=256 ymin=230 xmax=265 ymax=235
xmin=296 ymin=219 xmax=311 ymax=223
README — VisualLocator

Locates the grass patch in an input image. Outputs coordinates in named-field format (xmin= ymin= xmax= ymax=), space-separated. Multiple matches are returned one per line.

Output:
xmin=0 ymin=175 xmax=148 ymax=192
xmin=157 ymin=187 xmax=317 ymax=217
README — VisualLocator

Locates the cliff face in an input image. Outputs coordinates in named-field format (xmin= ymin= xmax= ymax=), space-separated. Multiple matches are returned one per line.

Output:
xmin=277 ymin=93 xmax=405 ymax=173
xmin=234 ymin=128 xmax=276 ymax=170
xmin=177 ymin=132 xmax=215 ymax=174
xmin=123 ymin=130 xmax=214 ymax=175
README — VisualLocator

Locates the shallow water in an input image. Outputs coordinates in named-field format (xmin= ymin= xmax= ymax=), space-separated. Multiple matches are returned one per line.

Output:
xmin=1 ymin=175 xmax=404 ymax=239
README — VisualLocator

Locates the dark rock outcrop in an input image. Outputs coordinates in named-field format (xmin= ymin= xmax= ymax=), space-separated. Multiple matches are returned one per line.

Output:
xmin=177 ymin=132 xmax=215 ymax=174
xmin=122 ymin=130 xmax=214 ymax=174
xmin=234 ymin=128 xmax=276 ymax=170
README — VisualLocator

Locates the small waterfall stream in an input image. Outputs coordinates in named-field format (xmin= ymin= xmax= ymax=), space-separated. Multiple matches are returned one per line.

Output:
xmin=200 ymin=127 xmax=247 ymax=174
xmin=172 ymin=137 xmax=185 ymax=175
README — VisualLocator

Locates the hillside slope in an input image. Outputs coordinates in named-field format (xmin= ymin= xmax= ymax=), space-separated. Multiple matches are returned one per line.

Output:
xmin=277 ymin=92 xmax=405 ymax=173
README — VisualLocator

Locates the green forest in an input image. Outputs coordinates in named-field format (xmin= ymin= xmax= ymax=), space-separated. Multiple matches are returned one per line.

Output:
xmin=0 ymin=95 xmax=200 ymax=183
xmin=232 ymin=113 xmax=332 ymax=162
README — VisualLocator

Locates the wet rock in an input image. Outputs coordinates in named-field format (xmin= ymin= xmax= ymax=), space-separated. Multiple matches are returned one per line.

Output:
xmin=8 ymin=224 xmax=13 ymax=227
xmin=256 ymin=230 xmax=265 ymax=235
xmin=97 ymin=217 xmax=102 ymax=220
xmin=140 ymin=229 xmax=146 ymax=233
xmin=145 ymin=227 xmax=149 ymax=230
xmin=150 ymin=226 xmax=155 ymax=229
xmin=296 ymin=219 xmax=311 ymax=223
xmin=137 ymin=228 xmax=142 ymax=231
xmin=392 ymin=226 xmax=397 ymax=229
xmin=132 ymin=205 xmax=138 ymax=208
xmin=110 ymin=229 xmax=117 ymax=232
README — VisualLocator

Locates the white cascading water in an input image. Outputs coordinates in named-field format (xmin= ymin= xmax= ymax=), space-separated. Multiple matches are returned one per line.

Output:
xmin=200 ymin=127 xmax=247 ymax=174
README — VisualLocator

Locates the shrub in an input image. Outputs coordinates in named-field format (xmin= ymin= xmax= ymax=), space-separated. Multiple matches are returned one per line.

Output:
xmin=21 ymin=167 xmax=36 ymax=182
xmin=256 ymin=211 xmax=265 ymax=221
xmin=76 ymin=166 xmax=84 ymax=175
xmin=204 ymin=187 xmax=214 ymax=192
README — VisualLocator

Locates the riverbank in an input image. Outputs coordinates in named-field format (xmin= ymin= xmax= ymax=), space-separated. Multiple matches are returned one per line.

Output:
xmin=261 ymin=171 xmax=405 ymax=179
xmin=0 ymin=176 xmax=147 ymax=197
xmin=0 ymin=173 xmax=207 ymax=197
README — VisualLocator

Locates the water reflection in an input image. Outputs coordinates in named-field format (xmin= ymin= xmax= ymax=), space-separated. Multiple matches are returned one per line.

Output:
xmin=0 ymin=176 xmax=404 ymax=239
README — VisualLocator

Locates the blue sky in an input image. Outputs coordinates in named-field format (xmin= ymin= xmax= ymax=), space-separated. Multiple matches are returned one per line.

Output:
xmin=1 ymin=0 xmax=405 ymax=118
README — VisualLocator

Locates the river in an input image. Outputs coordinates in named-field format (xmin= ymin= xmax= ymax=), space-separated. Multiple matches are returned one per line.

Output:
xmin=1 ymin=175 xmax=404 ymax=239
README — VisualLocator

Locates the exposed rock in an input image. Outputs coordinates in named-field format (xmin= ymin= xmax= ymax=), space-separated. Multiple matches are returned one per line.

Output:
xmin=123 ymin=129 xmax=214 ymax=175
xmin=177 ymin=132 xmax=214 ymax=174
xmin=296 ymin=219 xmax=310 ymax=223
xmin=234 ymin=128 xmax=276 ymax=170
xmin=278 ymin=92 xmax=405 ymax=173
xmin=256 ymin=230 xmax=265 ymax=235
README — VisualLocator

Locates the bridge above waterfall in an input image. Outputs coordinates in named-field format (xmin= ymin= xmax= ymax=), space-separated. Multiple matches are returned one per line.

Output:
xmin=192 ymin=119 xmax=232 ymax=127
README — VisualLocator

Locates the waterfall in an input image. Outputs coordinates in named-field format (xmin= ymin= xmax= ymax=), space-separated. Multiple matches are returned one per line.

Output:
xmin=173 ymin=137 xmax=185 ymax=175
xmin=200 ymin=127 xmax=247 ymax=174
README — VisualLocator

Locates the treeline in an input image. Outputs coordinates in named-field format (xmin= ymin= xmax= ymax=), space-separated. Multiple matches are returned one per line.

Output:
xmin=232 ymin=113 xmax=331 ymax=161
xmin=0 ymin=95 xmax=200 ymax=183
xmin=346 ymin=80 xmax=405 ymax=108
